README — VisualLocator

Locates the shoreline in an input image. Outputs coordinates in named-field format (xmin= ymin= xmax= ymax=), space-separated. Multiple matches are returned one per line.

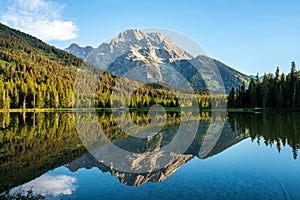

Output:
xmin=1 ymin=107 xmax=300 ymax=113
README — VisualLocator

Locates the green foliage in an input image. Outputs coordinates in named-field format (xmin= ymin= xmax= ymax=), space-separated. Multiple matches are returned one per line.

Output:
xmin=228 ymin=62 xmax=300 ymax=110
xmin=0 ymin=23 xmax=215 ymax=110
xmin=227 ymin=87 xmax=236 ymax=108
xmin=0 ymin=23 xmax=81 ymax=109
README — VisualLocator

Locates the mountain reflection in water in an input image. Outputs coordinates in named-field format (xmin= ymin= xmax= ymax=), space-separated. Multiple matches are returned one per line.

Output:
xmin=0 ymin=111 xmax=299 ymax=191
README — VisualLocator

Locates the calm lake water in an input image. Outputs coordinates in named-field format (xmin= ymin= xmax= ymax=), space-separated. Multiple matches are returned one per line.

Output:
xmin=0 ymin=111 xmax=300 ymax=199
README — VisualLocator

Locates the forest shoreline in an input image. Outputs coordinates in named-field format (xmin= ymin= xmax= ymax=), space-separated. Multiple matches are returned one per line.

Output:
xmin=1 ymin=107 xmax=300 ymax=113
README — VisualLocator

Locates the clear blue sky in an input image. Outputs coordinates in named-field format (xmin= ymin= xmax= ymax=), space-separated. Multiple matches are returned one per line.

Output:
xmin=0 ymin=0 xmax=299 ymax=75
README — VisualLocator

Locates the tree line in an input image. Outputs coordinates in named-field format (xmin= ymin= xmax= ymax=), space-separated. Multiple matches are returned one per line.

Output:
xmin=0 ymin=65 xmax=217 ymax=110
xmin=3 ymin=23 xmax=299 ymax=110
xmin=227 ymin=62 xmax=300 ymax=109
xmin=1 ymin=23 xmax=219 ymax=110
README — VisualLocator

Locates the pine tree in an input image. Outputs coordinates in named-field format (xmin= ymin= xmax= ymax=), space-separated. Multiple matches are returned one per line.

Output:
xmin=4 ymin=90 xmax=10 ymax=110
xmin=0 ymin=80 xmax=5 ymax=108
xmin=290 ymin=61 xmax=297 ymax=108
xmin=12 ymin=85 xmax=19 ymax=108
xmin=36 ymin=86 xmax=45 ymax=108
xmin=276 ymin=84 xmax=283 ymax=109
xmin=248 ymin=78 xmax=257 ymax=107
xmin=261 ymin=73 xmax=269 ymax=109
xmin=20 ymin=82 xmax=28 ymax=109
xmin=227 ymin=87 xmax=236 ymax=108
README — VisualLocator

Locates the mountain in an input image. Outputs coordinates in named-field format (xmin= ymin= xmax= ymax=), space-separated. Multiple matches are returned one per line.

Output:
xmin=86 ymin=29 xmax=193 ymax=69
xmin=0 ymin=23 xmax=179 ymax=110
xmin=65 ymin=43 xmax=94 ymax=60
xmin=66 ymin=29 xmax=250 ymax=92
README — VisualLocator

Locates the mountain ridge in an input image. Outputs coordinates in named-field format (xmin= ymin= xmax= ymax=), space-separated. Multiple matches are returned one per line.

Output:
xmin=65 ymin=29 xmax=250 ymax=92
xmin=87 ymin=29 xmax=193 ymax=69
xmin=65 ymin=43 xmax=94 ymax=60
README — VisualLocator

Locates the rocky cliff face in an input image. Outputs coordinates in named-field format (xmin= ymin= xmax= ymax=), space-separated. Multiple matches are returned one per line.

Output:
xmin=86 ymin=29 xmax=193 ymax=69
xmin=65 ymin=29 xmax=250 ymax=92
xmin=65 ymin=43 xmax=94 ymax=60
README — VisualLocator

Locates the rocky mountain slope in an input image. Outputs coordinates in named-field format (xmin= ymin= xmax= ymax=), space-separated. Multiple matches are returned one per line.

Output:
xmin=65 ymin=43 xmax=94 ymax=60
xmin=66 ymin=29 xmax=250 ymax=92
xmin=77 ymin=29 xmax=193 ymax=69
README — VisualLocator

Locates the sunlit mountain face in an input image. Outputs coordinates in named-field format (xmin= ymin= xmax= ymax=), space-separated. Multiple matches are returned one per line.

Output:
xmin=65 ymin=29 xmax=250 ymax=93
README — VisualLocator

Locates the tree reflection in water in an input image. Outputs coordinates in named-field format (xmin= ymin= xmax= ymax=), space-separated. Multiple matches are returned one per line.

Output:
xmin=0 ymin=111 xmax=299 ymax=190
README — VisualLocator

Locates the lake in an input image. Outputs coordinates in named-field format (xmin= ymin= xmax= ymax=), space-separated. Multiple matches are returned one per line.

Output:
xmin=0 ymin=111 xmax=300 ymax=199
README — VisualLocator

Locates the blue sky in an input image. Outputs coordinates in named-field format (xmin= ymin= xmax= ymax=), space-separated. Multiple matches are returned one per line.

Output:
xmin=0 ymin=0 xmax=299 ymax=75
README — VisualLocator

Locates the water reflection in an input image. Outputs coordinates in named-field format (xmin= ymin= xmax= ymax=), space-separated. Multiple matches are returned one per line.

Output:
xmin=0 ymin=111 xmax=299 ymax=191
xmin=69 ymin=111 xmax=243 ymax=186
xmin=0 ymin=112 xmax=86 ymax=192
xmin=228 ymin=112 xmax=300 ymax=159
xmin=10 ymin=175 xmax=77 ymax=197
